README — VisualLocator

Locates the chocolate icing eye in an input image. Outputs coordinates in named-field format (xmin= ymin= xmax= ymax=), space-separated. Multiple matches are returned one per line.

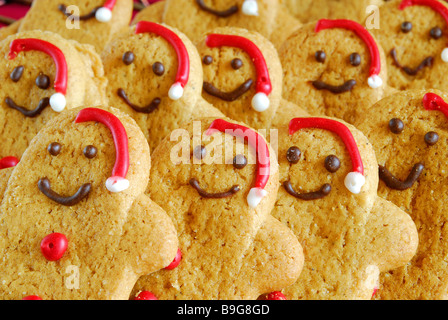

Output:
xmin=35 ymin=74 xmax=50 ymax=90
xmin=152 ymin=62 xmax=165 ymax=76
xmin=233 ymin=154 xmax=247 ymax=169
xmin=324 ymin=155 xmax=341 ymax=173
xmin=388 ymin=118 xmax=404 ymax=134
xmin=202 ymin=55 xmax=213 ymax=65
xmin=48 ymin=142 xmax=61 ymax=156
xmin=286 ymin=146 xmax=301 ymax=164
xmin=315 ymin=50 xmax=326 ymax=63
xmin=401 ymin=21 xmax=412 ymax=33
xmin=231 ymin=58 xmax=243 ymax=70
xmin=430 ymin=27 xmax=443 ymax=40
xmin=349 ymin=53 xmax=361 ymax=66
xmin=10 ymin=66 xmax=24 ymax=82
xmin=83 ymin=145 xmax=97 ymax=158
xmin=193 ymin=145 xmax=206 ymax=160
xmin=122 ymin=51 xmax=135 ymax=65
xmin=424 ymin=131 xmax=439 ymax=146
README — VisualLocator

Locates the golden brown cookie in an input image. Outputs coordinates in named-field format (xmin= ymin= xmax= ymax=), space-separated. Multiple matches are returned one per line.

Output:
xmin=0 ymin=106 xmax=178 ymax=300
xmin=18 ymin=0 xmax=133 ymax=52
xmin=196 ymin=27 xmax=308 ymax=131
xmin=0 ymin=20 xmax=21 ymax=42
xmin=101 ymin=21 xmax=224 ymax=152
xmin=132 ymin=0 xmax=302 ymax=49
xmin=270 ymin=116 xmax=418 ymax=299
xmin=279 ymin=19 xmax=392 ymax=124
xmin=0 ymin=30 xmax=107 ymax=159
xmin=355 ymin=89 xmax=448 ymax=299
xmin=131 ymin=117 xmax=304 ymax=300
xmin=370 ymin=0 xmax=448 ymax=92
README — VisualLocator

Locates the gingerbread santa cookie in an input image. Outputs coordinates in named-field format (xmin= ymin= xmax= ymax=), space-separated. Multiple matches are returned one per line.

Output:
xmin=101 ymin=21 xmax=224 ymax=151
xmin=196 ymin=27 xmax=308 ymax=131
xmin=17 ymin=0 xmax=133 ymax=52
xmin=270 ymin=116 xmax=418 ymax=299
xmin=0 ymin=30 xmax=107 ymax=159
xmin=0 ymin=106 xmax=178 ymax=300
xmin=355 ymin=89 xmax=448 ymax=299
xmin=132 ymin=0 xmax=301 ymax=49
xmin=131 ymin=117 xmax=304 ymax=299
xmin=279 ymin=19 xmax=392 ymax=124
xmin=370 ymin=0 xmax=448 ymax=92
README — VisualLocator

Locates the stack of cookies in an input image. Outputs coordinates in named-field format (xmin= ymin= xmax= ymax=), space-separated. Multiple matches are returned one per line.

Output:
xmin=0 ymin=0 xmax=446 ymax=300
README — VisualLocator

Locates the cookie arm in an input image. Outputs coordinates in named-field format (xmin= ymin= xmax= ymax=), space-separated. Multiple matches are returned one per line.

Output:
xmin=131 ymin=1 xmax=165 ymax=25
xmin=0 ymin=19 xmax=21 ymax=42
xmin=121 ymin=194 xmax=178 ymax=275
xmin=0 ymin=167 xmax=15 ymax=201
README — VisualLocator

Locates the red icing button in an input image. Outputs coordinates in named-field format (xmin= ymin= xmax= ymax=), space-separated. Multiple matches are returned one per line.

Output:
xmin=22 ymin=295 xmax=42 ymax=300
xmin=0 ymin=156 xmax=19 ymax=169
xmin=165 ymin=248 xmax=182 ymax=270
xmin=134 ymin=291 xmax=158 ymax=300
xmin=261 ymin=291 xmax=287 ymax=300
xmin=40 ymin=233 xmax=68 ymax=261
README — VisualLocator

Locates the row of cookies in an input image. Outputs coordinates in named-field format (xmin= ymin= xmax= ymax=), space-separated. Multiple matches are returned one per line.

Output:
xmin=0 ymin=0 xmax=445 ymax=300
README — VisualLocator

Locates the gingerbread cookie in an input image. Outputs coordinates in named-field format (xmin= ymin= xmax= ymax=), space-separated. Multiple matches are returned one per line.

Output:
xmin=0 ymin=19 xmax=21 ymax=42
xmin=370 ymin=0 xmax=448 ymax=92
xmin=0 ymin=106 xmax=178 ymax=300
xmin=131 ymin=117 xmax=304 ymax=299
xmin=101 ymin=21 xmax=224 ymax=151
xmin=17 ymin=0 xmax=133 ymax=52
xmin=279 ymin=19 xmax=392 ymax=124
xmin=195 ymin=27 xmax=308 ymax=131
xmin=0 ymin=30 xmax=107 ymax=159
xmin=270 ymin=116 xmax=418 ymax=299
xmin=132 ymin=0 xmax=302 ymax=49
xmin=355 ymin=89 xmax=448 ymax=299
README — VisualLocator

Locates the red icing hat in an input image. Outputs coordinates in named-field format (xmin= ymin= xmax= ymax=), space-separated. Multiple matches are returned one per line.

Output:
xmin=399 ymin=0 xmax=448 ymax=62
xmin=135 ymin=21 xmax=189 ymax=101
xmin=315 ymin=19 xmax=383 ymax=89
xmin=205 ymin=33 xmax=272 ymax=112
xmin=289 ymin=117 xmax=365 ymax=194
xmin=75 ymin=108 xmax=130 ymax=193
xmin=95 ymin=0 xmax=117 ymax=22
xmin=205 ymin=119 xmax=270 ymax=208
xmin=422 ymin=92 xmax=448 ymax=117
xmin=8 ymin=38 xmax=68 ymax=112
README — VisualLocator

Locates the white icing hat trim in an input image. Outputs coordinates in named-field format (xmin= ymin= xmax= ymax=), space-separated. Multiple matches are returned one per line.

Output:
xmin=441 ymin=48 xmax=448 ymax=62
xmin=247 ymin=187 xmax=267 ymax=208
xmin=242 ymin=0 xmax=258 ymax=16
xmin=95 ymin=7 xmax=112 ymax=22
xmin=168 ymin=82 xmax=184 ymax=100
xmin=49 ymin=92 xmax=66 ymax=112
xmin=251 ymin=92 xmax=270 ymax=112
xmin=344 ymin=171 xmax=365 ymax=194
xmin=106 ymin=176 xmax=130 ymax=192
xmin=367 ymin=74 xmax=382 ymax=89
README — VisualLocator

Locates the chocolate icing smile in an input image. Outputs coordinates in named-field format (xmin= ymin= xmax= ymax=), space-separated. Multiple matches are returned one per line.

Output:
xmin=378 ymin=163 xmax=424 ymax=190
xmin=390 ymin=48 xmax=433 ymax=76
xmin=189 ymin=178 xmax=240 ymax=198
xmin=312 ymin=79 xmax=357 ymax=94
xmin=283 ymin=180 xmax=331 ymax=200
xmin=58 ymin=4 xmax=100 ymax=20
xmin=203 ymin=79 xmax=253 ymax=101
xmin=5 ymin=97 xmax=50 ymax=117
xmin=195 ymin=0 xmax=238 ymax=17
xmin=38 ymin=177 xmax=92 ymax=206
xmin=117 ymin=88 xmax=161 ymax=114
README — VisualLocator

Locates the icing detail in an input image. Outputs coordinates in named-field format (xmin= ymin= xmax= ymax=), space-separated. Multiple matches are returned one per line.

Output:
xmin=38 ymin=177 xmax=92 ymax=206
xmin=134 ymin=291 xmax=158 ymax=300
xmin=283 ymin=181 xmax=332 ymax=200
xmin=195 ymin=0 xmax=238 ymax=17
xmin=422 ymin=92 xmax=448 ymax=118
xmin=5 ymin=97 xmax=50 ymax=117
xmin=22 ymin=295 xmax=42 ymax=300
xmin=165 ymin=248 xmax=182 ymax=270
xmin=312 ymin=79 xmax=356 ymax=94
xmin=390 ymin=48 xmax=433 ymax=76
xmin=242 ymin=0 xmax=258 ymax=16
xmin=379 ymin=163 xmax=424 ymax=190
xmin=40 ymin=232 xmax=68 ymax=261
xmin=117 ymin=88 xmax=161 ymax=114
xmin=0 ymin=156 xmax=19 ymax=169
xmin=189 ymin=178 xmax=240 ymax=198
xmin=203 ymin=79 xmax=253 ymax=101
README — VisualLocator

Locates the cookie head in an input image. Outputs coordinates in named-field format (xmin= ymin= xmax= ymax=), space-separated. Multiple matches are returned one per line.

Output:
xmin=280 ymin=19 xmax=387 ymax=123
xmin=197 ymin=27 xmax=282 ymax=129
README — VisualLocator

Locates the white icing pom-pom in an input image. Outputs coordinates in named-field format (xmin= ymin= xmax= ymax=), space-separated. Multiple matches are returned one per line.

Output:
xmin=49 ymin=93 xmax=66 ymax=112
xmin=247 ymin=187 xmax=267 ymax=208
xmin=95 ymin=7 xmax=112 ymax=22
xmin=441 ymin=48 xmax=448 ymax=62
xmin=367 ymin=74 xmax=383 ymax=89
xmin=106 ymin=176 xmax=130 ymax=193
xmin=344 ymin=171 xmax=366 ymax=194
xmin=168 ymin=82 xmax=184 ymax=100
xmin=251 ymin=92 xmax=270 ymax=112
xmin=242 ymin=0 xmax=259 ymax=16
